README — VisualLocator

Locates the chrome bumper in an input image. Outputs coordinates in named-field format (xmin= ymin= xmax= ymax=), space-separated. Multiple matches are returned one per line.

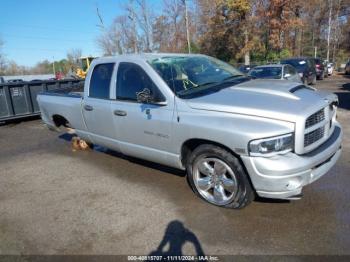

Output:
xmin=241 ymin=124 xmax=342 ymax=199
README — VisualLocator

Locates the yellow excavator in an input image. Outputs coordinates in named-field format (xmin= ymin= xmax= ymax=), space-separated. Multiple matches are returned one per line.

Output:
xmin=76 ymin=56 xmax=95 ymax=79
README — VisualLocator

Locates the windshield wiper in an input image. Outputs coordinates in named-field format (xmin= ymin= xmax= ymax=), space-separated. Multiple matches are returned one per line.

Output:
xmin=177 ymin=81 xmax=218 ymax=96
xmin=197 ymin=81 xmax=219 ymax=87
xmin=222 ymin=75 xmax=245 ymax=82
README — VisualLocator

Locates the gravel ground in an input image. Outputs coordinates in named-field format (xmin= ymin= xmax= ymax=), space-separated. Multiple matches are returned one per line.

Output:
xmin=0 ymin=74 xmax=349 ymax=256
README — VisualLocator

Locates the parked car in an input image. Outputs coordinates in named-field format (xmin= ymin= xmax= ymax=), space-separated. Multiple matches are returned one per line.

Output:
xmin=327 ymin=62 xmax=334 ymax=76
xmin=238 ymin=64 xmax=257 ymax=74
xmin=281 ymin=57 xmax=317 ymax=85
xmin=37 ymin=53 xmax=342 ymax=209
xmin=313 ymin=58 xmax=327 ymax=80
xmin=248 ymin=64 xmax=302 ymax=83
xmin=345 ymin=61 xmax=350 ymax=75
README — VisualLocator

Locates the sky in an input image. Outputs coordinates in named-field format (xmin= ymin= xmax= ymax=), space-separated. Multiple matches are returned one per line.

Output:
xmin=0 ymin=0 xmax=159 ymax=67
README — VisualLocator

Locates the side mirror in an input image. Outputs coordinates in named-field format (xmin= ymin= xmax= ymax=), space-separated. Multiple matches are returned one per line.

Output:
xmin=284 ymin=73 xmax=291 ymax=79
xmin=136 ymin=88 xmax=167 ymax=106
xmin=136 ymin=88 xmax=153 ymax=103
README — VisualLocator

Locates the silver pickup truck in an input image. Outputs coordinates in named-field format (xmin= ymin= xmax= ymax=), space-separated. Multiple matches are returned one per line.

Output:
xmin=37 ymin=53 xmax=342 ymax=209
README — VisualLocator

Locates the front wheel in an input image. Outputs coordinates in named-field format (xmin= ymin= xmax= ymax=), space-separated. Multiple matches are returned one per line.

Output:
xmin=186 ymin=144 xmax=255 ymax=209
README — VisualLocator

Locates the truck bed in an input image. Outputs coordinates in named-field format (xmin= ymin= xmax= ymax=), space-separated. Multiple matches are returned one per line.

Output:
xmin=37 ymin=82 xmax=87 ymax=132
xmin=39 ymin=83 xmax=84 ymax=98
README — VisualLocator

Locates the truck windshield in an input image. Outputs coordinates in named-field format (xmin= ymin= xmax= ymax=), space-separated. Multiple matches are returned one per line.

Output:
xmin=148 ymin=56 xmax=245 ymax=98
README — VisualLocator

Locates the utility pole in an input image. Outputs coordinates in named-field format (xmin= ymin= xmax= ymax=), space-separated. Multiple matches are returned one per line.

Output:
xmin=326 ymin=0 xmax=333 ymax=62
xmin=244 ymin=29 xmax=250 ymax=65
xmin=183 ymin=0 xmax=191 ymax=53
xmin=314 ymin=46 xmax=317 ymax=58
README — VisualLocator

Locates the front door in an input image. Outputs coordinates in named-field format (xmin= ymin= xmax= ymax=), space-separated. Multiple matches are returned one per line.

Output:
xmin=285 ymin=65 xmax=301 ymax=83
xmin=110 ymin=62 xmax=175 ymax=164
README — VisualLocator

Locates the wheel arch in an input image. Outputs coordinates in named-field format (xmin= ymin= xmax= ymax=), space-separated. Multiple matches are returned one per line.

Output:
xmin=52 ymin=114 xmax=71 ymax=128
xmin=180 ymin=138 xmax=240 ymax=168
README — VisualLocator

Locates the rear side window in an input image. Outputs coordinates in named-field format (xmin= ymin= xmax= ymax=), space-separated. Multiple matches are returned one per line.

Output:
xmin=89 ymin=63 xmax=114 ymax=99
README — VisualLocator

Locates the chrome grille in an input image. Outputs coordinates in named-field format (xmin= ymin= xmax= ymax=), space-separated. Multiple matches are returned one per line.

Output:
xmin=305 ymin=108 xmax=325 ymax=128
xmin=304 ymin=126 xmax=325 ymax=147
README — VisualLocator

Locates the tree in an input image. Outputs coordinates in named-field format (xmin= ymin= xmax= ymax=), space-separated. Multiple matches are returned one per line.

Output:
xmin=153 ymin=15 xmax=172 ymax=51
xmin=135 ymin=0 xmax=154 ymax=51
xmin=67 ymin=48 xmax=82 ymax=67
xmin=196 ymin=0 xmax=264 ymax=63
xmin=31 ymin=60 xmax=52 ymax=74
xmin=0 ymin=38 xmax=7 ymax=75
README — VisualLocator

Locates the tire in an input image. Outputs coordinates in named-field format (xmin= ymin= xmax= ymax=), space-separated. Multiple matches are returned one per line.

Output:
xmin=320 ymin=74 xmax=324 ymax=80
xmin=186 ymin=144 xmax=255 ymax=209
xmin=310 ymin=75 xmax=317 ymax=85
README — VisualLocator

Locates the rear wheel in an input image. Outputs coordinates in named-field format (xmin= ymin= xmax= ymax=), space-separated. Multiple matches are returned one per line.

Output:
xmin=186 ymin=144 xmax=255 ymax=209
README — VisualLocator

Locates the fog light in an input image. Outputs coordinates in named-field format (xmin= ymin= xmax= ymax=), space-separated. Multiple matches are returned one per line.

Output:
xmin=286 ymin=178 xmax=302 ymax=190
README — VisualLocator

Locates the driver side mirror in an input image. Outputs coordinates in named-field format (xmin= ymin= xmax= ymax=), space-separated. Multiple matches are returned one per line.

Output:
xmin=136 ymin=88 xmax=152 ymax=103
xmin=136 ymin=88 xmax=167 ymax=105
xmin=283 ymin=73 xmax=291 ymax=79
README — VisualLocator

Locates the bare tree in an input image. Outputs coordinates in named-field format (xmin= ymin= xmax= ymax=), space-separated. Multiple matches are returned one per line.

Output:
xmin=135 ymin=0 xmax=154 ymax=51
xmin=0 ymin=38 xmax=7 ymax=74
xmin=67 ymin=48 xmax=82 ymax=66
xmin=126 ymin=0 xmax=139 ymax=53
xmin=162 ymin=0 xmax=186 ymax=52
xmin=153 ymin=15 xmax=172 ymax=51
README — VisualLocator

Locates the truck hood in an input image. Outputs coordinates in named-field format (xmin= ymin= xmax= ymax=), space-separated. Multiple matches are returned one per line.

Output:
xmin=186 ymin=79 xmax=337 ymax=122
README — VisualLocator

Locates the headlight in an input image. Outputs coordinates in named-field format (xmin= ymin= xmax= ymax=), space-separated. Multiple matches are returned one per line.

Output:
xmin=249 ymin=133 xmax=294 ymax=157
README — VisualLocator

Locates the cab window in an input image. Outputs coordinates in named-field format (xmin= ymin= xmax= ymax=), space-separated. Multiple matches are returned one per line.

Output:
xmin=116 ymin=62 xmax=164 ymax=102
xmin=287 ymin=65 xmax=297 ymax=75
xmin=89 ymin=63 xmax=114 ymax=99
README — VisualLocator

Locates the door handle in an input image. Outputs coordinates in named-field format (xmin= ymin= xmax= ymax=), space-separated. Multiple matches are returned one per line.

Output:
xmin=114 ymin=110 xmax=127 ymax=116
xmin=84 ymin=104 xmax=93 ymax=111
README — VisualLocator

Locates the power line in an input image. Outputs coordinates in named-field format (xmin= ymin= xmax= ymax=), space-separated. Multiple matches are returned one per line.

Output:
xmin=2 ymin=34 xmax=95 ymax=44
xmin=4 ymin=47 xmax=67 ymax=52
xmin=0 ymin=22 xmax=97 ymax=35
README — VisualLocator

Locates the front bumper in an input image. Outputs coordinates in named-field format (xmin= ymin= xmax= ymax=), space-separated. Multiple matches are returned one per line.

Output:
xmin=241 ymin=124 xmax=342 ymax=199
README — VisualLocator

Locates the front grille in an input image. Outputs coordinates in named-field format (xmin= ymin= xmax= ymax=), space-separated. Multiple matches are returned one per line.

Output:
xmin=304 ymin=126 xmax=325 ymax=147
xmin=305 ymin=108 xmax=325 ymax=128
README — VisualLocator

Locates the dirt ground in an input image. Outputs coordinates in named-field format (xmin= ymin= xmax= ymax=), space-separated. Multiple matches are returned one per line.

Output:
xmin=0 ymin=74 xmax=350 ymax=256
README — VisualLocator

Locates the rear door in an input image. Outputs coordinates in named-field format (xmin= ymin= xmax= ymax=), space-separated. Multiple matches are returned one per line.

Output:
xmin=82 ymin=62 xmax=120 ymax=151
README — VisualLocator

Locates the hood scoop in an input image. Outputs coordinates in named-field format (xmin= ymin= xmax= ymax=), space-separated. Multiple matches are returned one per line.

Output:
xmin=289 ymin=85 xmax=315 ymax=93
xmin=232 ymin=86 xmax=299 ymax=100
